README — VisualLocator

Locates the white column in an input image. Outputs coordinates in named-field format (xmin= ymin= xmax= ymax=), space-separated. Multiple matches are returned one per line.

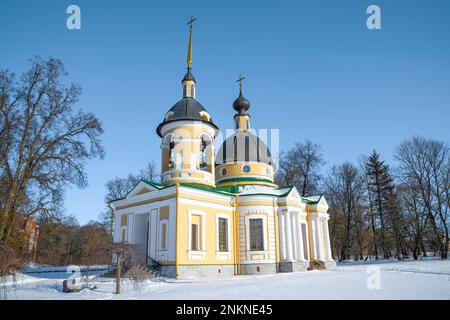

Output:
xmin=279 ymin=211 xmax=286 ymax=261
xmin=129 ymin=213 xmax=135 ymax=244
xmin=284 ymin=211 xmax=294 ymax=262
xmin=291 ymin=213 xmax=298 ymax=260
xmin=316 ymin=218 xmax=324 ymax=261
xmin=324 ymin=218 xmax=333 ymax=260
xmin=304 ymin=221 xmax=310 ymax=261
xmin=175 ymin=152 xmax=182 ymax=169
xmin=190 ymin=153 xmax=196 ymax=169
xmin=312 ymin=215 xmax=322 ymax=260
xmin=296 ymin=214 xmax=305 ymax=261
xmin=310 ymin=218 xmax=317 ymax=260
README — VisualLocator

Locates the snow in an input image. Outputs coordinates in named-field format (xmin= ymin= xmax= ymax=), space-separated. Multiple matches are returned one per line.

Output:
xmin=2 ymin=259 xmax=450 ymax=300
xmin=238 ymin=185 xmax=291 ymax=196
xmin=303 ymin=195 xmax=321 ymax=202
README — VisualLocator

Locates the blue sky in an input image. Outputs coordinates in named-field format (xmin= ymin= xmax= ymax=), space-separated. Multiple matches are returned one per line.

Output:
xmin=1 ymin=0 xmax=449 ymax=224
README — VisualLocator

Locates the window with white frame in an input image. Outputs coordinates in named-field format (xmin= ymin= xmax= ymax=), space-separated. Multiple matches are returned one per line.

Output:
xmin=249 ymin=218 xmax=264 ymax=251
xmin=218 ymin=217 xmax=228 ymax=252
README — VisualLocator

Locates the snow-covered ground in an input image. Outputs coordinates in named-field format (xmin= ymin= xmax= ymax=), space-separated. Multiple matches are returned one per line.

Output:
xmin=2 ymin=259 xmax=450 ymax=300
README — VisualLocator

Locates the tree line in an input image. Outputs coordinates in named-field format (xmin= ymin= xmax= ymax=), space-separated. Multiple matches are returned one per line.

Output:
xmin=276 ymin=139 xmax=450 ymax=261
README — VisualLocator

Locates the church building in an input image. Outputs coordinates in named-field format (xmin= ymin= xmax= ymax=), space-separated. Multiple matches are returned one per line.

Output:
xmin=110 ymin=19 xmax=335 ymax=278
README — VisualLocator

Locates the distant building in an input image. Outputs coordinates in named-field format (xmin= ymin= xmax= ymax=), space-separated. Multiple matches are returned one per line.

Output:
xmin=110 ymin=20 xmax=335 ymax=278
xmin=13 ymin=214 xmax=39 ymax=261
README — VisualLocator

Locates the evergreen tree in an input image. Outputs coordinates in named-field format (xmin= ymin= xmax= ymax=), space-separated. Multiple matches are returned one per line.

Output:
xmin=365 ymin=151 xmax=393 ymax=259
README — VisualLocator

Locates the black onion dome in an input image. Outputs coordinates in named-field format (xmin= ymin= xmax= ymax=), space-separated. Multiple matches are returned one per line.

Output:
xmin=233 ymin=91 xmax=250 ymax=115
xmin=156 ymin=97 xmax=218 ymax=137
xmin=182 ymin=70 xmax=196 ymax=83
xmin=216 ymin=130 xmax=273 ymax=165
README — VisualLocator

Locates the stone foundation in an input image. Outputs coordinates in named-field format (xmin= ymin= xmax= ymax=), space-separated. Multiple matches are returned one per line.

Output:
xmin=159 ymin=260 xmax=333 ymax=278
xmin=239 ymin=263 xmax=277 ymax=275
xmin=160 ymin=264 xmax=235 ymax=279
xmin=279 ymin=261 xmax=309 ymax=272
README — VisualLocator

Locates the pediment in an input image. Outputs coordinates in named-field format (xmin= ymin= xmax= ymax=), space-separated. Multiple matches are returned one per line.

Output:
xmin=126 ymin=180 xmax=159 ymax=198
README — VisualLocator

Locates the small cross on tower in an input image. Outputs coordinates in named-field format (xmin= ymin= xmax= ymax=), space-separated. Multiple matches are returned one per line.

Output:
xmin=237 ymin=74 xmax=245 ymax=90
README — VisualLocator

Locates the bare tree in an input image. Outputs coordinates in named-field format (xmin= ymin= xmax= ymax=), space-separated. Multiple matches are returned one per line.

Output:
xmin=395 ymin=136 xmax=450 ymax=259
xmin=0 ymin=56 xmax=104 ymax=240
xmin=323 ymin=162 xmax=366 ymax=261
xmin=0 ymin=241 xmax=20 ymax=299
xmin=34 ymin=214 xmax=111 ymax=266
xmin=397 ymin=179 xmax=429 ymax=259
xmin=276 ymin=140 xmax=324 ymax=196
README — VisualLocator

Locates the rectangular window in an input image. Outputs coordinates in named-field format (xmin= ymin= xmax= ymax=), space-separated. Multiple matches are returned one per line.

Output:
xmin=191 ymin=224 xmax=199 ymax=251
xmin=160 ymin=223 xmax=167 ymax=250
xmin=249 ymin=219 xmax=264 ymax=251
xmin=218 ymin=218 xmax=228 ymax=252
xmin=121 ymin=228 xmax=126 ymax=243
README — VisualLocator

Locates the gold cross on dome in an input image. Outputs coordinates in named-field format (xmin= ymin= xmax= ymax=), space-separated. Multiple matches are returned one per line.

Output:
xmin=236 ymin=74 xmax=245 ymax=89
xmin=187 ymin=16 xmax=197 ymax=30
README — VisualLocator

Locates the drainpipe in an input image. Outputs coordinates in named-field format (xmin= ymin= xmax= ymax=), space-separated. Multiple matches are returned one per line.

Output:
xmin=107 ymin=202 xmax=114 ymax=273
xmin=235 ymin=193 xmax=240 ymax=275
xmin=273 ymin=198 xmax=280 ymax=267
xmin=108 ymin=203 xmax=114 ymax=245
xmin=175 ymin=182 xmax=180 ymax=278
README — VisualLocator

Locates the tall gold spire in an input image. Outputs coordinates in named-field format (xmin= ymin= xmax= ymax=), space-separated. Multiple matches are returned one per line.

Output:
xmin=187 ymin=16 xmax=196 ymax=70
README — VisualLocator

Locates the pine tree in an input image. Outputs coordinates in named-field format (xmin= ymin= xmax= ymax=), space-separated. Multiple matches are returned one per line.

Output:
xmin=365 ymin=151 xmax=393 ymax=259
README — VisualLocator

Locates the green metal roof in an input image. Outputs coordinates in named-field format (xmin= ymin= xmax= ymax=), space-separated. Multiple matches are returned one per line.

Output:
xmin=110 ymin=179 xmax=320 ymax=204
xmin=178 ymin=182 xmax=235 ymax=196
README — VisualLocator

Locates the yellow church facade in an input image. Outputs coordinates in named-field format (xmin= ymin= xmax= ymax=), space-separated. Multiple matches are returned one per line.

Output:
xmin=110 ymin=20 xmax=335 ymax=278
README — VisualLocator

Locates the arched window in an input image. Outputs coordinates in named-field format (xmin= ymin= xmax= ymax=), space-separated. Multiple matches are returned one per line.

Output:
xmin=199 ymin=111 xmax=210 ymax=122
xmin=169 ymin=141 xmax=175 ymax=168
xmin=163 ymin=134 xmax=175 ymax=169
xmin=200 ymin=139 xmax=207 ymax=170
xmin=199 ymin=134 xmax=212 ymax=172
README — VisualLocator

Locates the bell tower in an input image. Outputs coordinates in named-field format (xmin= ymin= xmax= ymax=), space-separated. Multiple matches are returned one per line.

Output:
xmin=156 ymin=17 xmax=219 ymax=186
